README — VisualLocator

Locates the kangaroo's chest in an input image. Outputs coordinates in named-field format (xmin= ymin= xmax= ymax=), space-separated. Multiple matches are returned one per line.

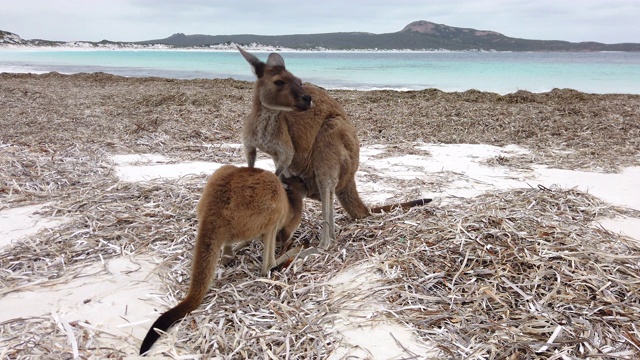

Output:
xmin=256 ymin=111 xmax=283 ymax=139
xmin=252 ymin=111 xmax=288 ymax=152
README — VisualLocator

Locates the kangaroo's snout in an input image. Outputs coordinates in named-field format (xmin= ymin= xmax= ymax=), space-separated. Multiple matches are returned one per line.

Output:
xmin=296 ymin=93 xmax=312 ymax=111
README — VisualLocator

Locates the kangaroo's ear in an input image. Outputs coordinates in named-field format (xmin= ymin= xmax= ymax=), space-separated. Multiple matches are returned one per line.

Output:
xmin=266 ymin=53 xmax=285 ymax=67
xmin=237 ymin=45 xmax=265 ymax=78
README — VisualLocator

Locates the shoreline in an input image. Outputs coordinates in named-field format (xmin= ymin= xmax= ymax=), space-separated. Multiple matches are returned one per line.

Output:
xmin=0 ymin=44 xmax=547 ymax=53
xmin=2 ymin=43 xmax=638 ymax=53
xmin=2 ymin=50 xmax=640 ymax=95
xmin=1 ymin=69 xmax=639 ymax=95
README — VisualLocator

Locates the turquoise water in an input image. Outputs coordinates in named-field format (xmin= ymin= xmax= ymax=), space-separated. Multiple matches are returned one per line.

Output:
xmin=1 ymin=49 xmax=639 ymax=94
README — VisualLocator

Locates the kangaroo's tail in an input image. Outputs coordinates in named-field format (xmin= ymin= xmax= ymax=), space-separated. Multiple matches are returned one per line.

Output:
xmin=139 ymin=299 xmax=198 ymax=355
xmin=370 ymin=198 xmax=432 ymax=214
xmin=140 ymin=226 xmax=221 ymax=355
xmin=336 ymin=178 xmax=372 ymax=219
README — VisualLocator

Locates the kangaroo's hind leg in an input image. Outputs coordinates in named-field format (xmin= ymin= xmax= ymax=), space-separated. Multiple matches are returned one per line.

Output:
xmin=261 ymin=226 xmax=279 ymax=276
xmin=317 ymin=180 xmax=336 ymax=249
xmin=220 ymin=238 xmax=262 ymax=266
xmin=244 ymin=146 xmax=257 ymax=168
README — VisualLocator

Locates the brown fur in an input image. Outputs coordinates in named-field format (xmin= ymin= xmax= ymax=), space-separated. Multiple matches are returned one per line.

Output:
xmin=238 ymin=47 xmax=431 ymax=249
xmin=139 ymin=165 xmax=307 ymax=355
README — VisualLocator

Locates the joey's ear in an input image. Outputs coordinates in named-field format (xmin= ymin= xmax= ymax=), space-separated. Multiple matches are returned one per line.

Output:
xmin=237 ymin=45 xmax=265 ymax=78
xmin=266 ymin=53 xmax=285 ymax=67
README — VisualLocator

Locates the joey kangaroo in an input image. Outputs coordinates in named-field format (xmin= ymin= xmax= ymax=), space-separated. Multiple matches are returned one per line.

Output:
xmin=238 ymin=47 xmax=431 ymax=249
xmin=139 ymin=165 xmax=307 ymax=355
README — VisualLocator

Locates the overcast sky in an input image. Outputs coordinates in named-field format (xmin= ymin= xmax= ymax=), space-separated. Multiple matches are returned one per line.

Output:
xmin=1 ymin=0 xmax=638 ymax=44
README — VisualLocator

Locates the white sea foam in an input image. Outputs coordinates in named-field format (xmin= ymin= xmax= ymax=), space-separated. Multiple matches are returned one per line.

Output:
xmin=0 ymin=65 xmax=50 ymax=74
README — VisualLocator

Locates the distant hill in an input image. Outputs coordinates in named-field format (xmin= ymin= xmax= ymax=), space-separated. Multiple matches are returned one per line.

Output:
xmin=137 ymin=21 xmax=640 ymax=51
xmin=0 ymin=30 xmax=23 ymax=44
xmin=3 ymin=21 xmax=640 ymax=51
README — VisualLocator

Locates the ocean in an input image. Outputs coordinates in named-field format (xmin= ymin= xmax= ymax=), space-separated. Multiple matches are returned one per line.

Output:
xmin=1 ymin=48 xmax=639 ymax=94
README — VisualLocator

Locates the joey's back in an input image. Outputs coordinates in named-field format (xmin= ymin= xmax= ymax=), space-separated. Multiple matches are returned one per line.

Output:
xmin=196 ymin=165 xmax=288 ymax=239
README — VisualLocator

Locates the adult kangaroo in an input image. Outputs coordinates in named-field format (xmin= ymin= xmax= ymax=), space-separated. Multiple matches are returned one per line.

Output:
xmin=238 ymin=47 xmax=431 ymax=249
xmin=139 ymin=165 xmax=307 ymax=355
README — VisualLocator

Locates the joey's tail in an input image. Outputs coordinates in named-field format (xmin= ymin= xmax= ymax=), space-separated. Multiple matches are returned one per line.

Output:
xmin=140 ymin=229 xmax=221 ymax=355
xmin=139 ymin=298 xmax=200 ymax=355
xmin=370 ymin=198 xmax=432 ymax=214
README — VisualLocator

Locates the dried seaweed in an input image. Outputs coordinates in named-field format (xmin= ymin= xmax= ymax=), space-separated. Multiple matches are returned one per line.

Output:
xmin=1 ymin=73 xmax=639 ymax=359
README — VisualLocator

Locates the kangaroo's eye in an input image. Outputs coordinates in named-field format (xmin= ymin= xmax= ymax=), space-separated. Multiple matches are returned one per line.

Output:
xmin=274 ymin=80 xmax=285 ymax=86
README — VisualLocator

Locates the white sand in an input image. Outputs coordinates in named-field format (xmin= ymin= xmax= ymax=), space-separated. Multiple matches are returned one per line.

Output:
xmin=0 ymin=203 xmax=69 ymax=249
xmin=1 ymin=142 xmax=638 ymax=357
xmin=0 ymin=256 xmax=160 ymax=349
xmin=535 ymin=165 xmax=640 ymax=211
xmin=325 ymin=264 xmax=440 ymax=359
xmin=596 ymin=217 xmax=640 ymax=244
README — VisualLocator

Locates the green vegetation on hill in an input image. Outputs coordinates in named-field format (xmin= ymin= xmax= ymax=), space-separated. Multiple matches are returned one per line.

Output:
xmin=3 ymin=21 xmax=640 ymax=51
xmin=138 ymin=21 xmax=640 ymax=51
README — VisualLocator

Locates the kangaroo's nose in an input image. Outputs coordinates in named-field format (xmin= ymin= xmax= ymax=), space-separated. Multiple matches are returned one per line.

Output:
xmin=295 ymin=93 xmax=312 ymax=111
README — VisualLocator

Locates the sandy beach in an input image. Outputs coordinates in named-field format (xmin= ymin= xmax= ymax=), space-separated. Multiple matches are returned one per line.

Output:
xmin=1 ymin=72 xmax=640 ymax=359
